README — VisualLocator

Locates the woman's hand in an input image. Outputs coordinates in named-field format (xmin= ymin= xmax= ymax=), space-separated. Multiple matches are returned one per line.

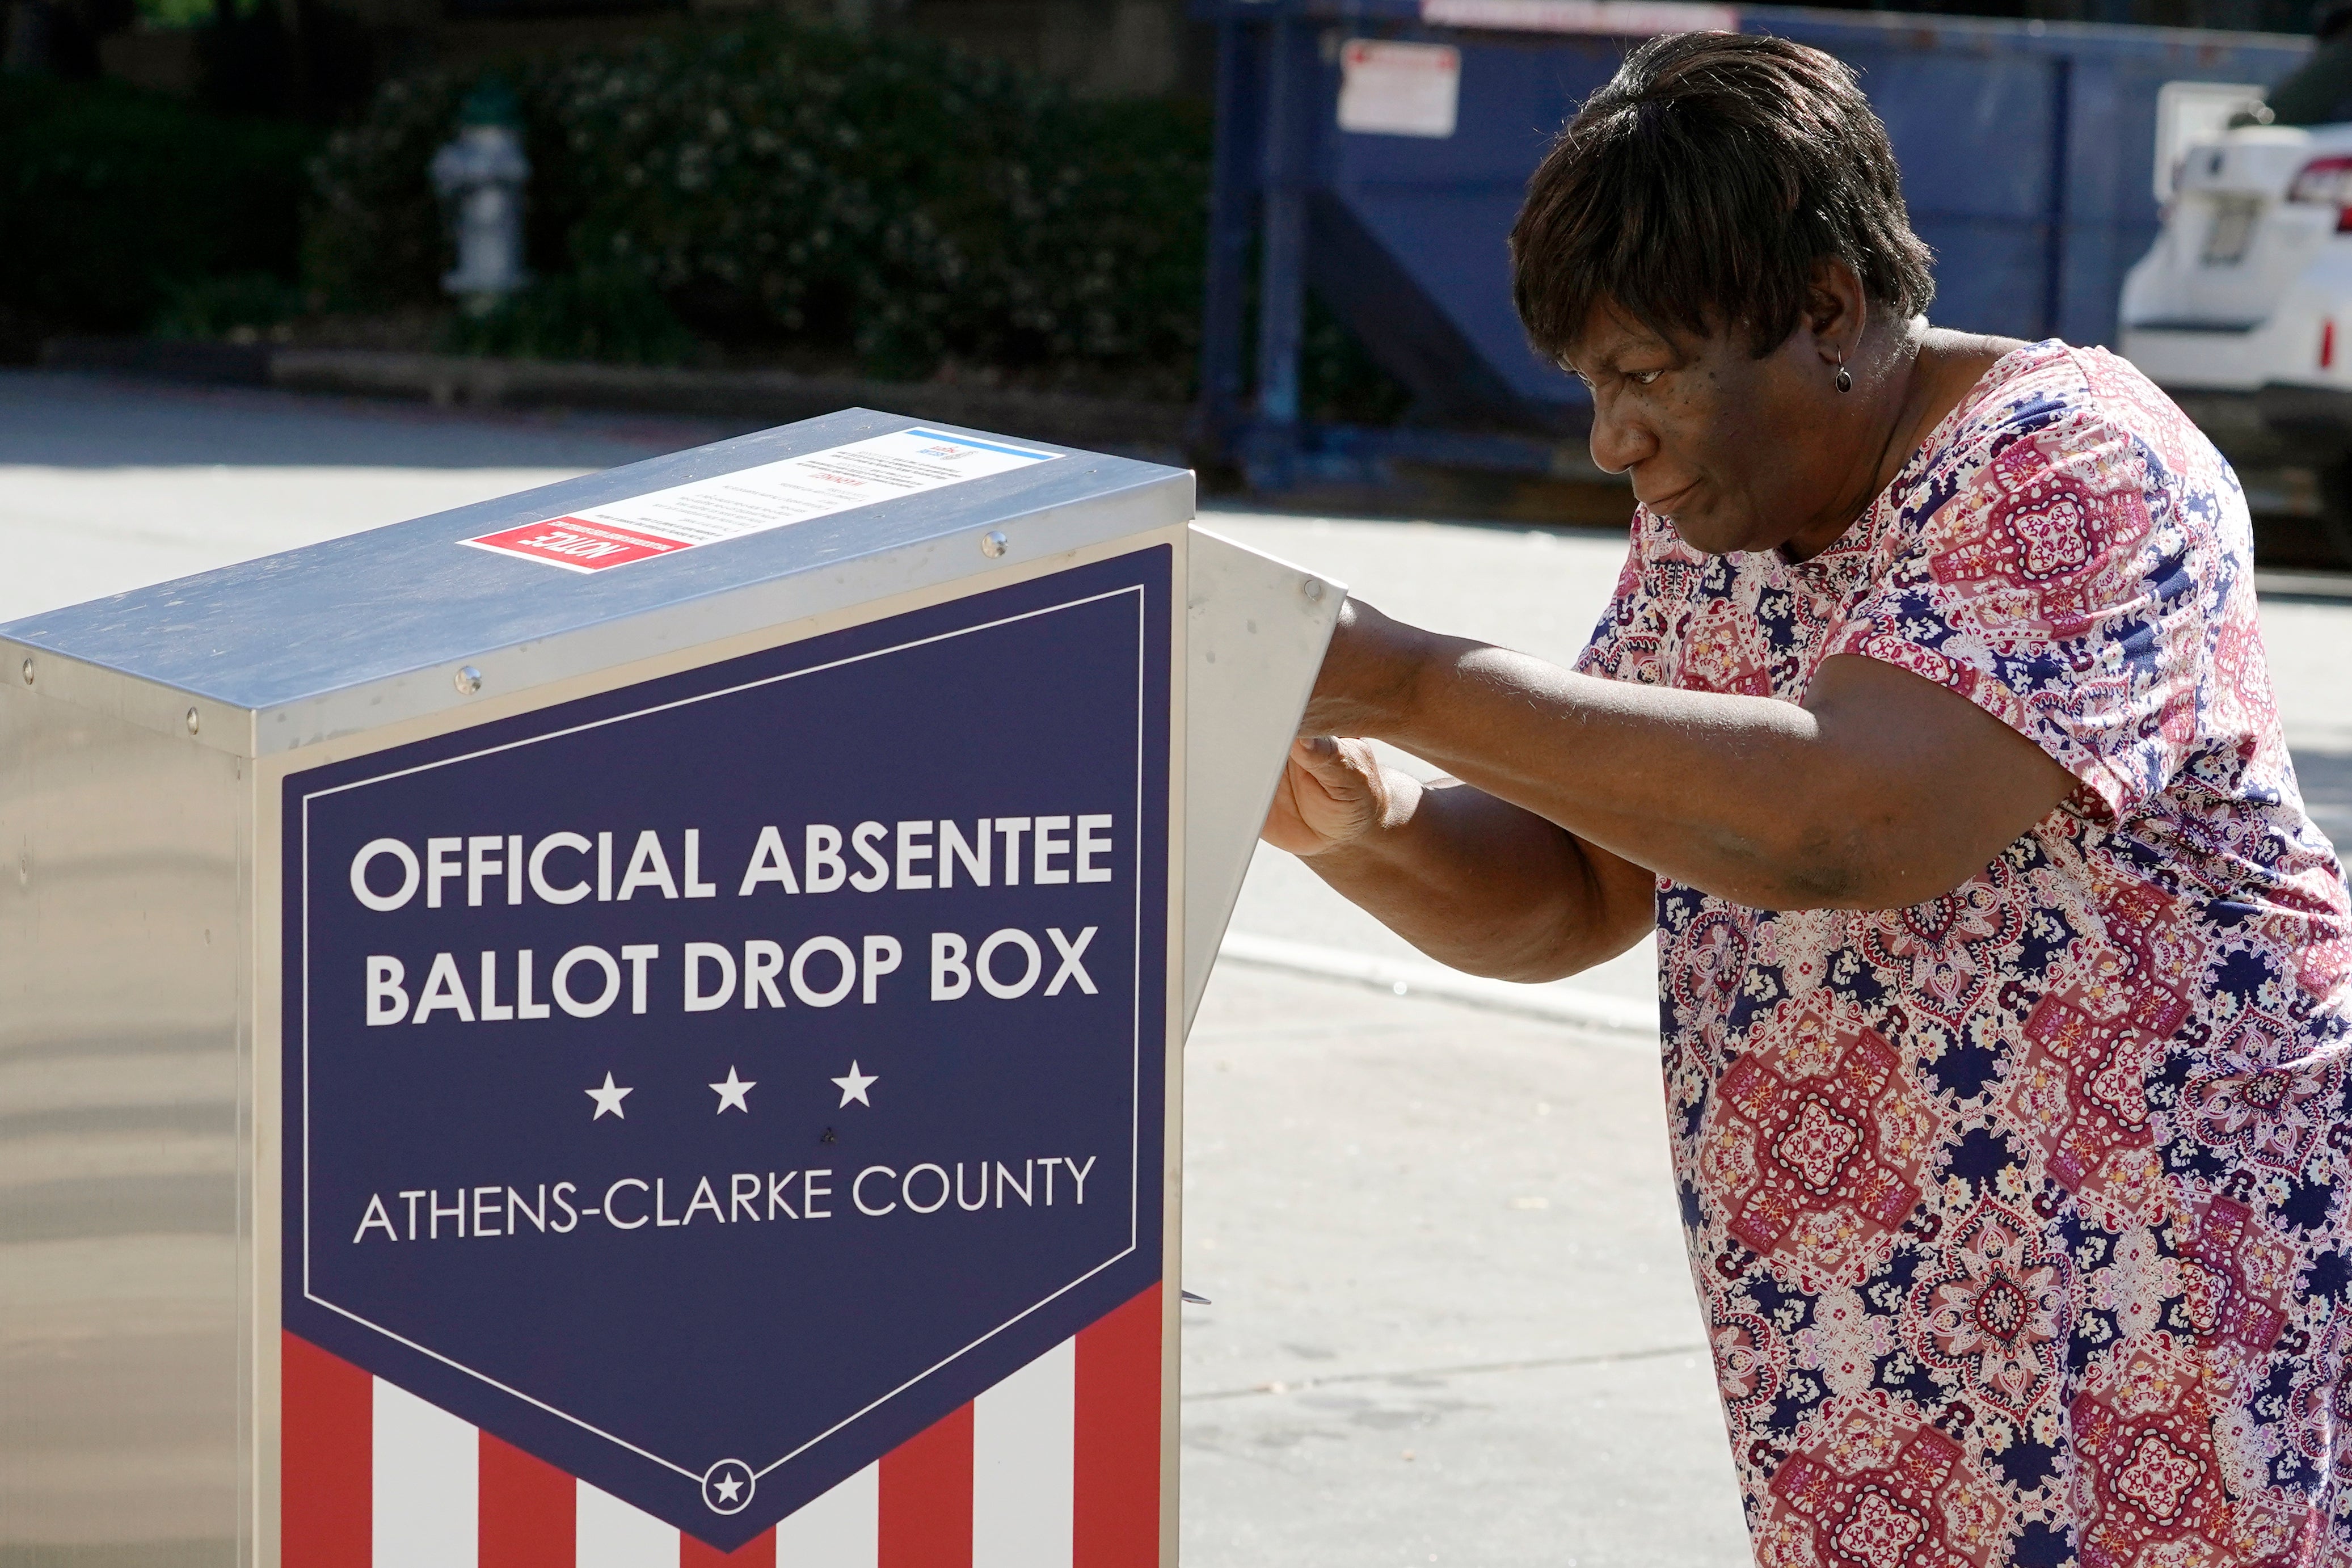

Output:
xmin=1258 ymin=733 xmax=1655 ymax=981
xmin=1261 ymin=736 xmax=1413 ymax=857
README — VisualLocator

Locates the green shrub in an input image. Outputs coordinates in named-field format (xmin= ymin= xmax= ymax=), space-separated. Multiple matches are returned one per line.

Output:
xmin=437 ymin=267 xmax=701 ymax=366
xmin=0 ymin=75 xmax=313 ymax=342
xmin=305 ymin=20 xmax=1212 ymax=383
xmin=299 ymin=70 xmax=474 ymax=313
xmin=154 ymin=271 xmax=309 ymax=339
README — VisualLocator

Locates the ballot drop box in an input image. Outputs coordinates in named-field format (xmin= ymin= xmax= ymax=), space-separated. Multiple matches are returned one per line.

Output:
xmin=0 ymin=410 xmax=1339 ymax=1566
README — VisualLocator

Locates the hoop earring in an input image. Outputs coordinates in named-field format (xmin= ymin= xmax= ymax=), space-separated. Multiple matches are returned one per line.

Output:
xmin=1835 ymin=351 xmax=1852 ymax=394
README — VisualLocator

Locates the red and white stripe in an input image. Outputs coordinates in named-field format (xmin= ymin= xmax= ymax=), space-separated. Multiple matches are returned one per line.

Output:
xmin=283 ymin=1285 xmax=1162 ymax=1567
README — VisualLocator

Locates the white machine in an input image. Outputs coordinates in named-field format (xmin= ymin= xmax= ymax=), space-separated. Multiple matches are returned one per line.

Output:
xmin=2121 ymin=83 xmax=2352 ymax=563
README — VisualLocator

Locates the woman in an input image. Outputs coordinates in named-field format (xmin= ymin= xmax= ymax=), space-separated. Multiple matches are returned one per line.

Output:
xmin=1265 ymin=31 xmax=2352 ymax=1567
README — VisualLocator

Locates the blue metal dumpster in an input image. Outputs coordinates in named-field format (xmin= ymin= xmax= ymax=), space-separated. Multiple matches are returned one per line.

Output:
xmin=1196 ymin=0 xmax=2312 ymax=487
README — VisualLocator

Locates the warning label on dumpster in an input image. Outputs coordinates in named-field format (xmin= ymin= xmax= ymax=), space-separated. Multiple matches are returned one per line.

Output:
xmin=463 ymin=427 xmax=1060 ymax=572
xmin=282 ymin=551 xmax=1167 ymax=1546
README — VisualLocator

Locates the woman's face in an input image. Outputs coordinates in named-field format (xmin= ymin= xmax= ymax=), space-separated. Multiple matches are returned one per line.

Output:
xmin=1564 ymin=305 xmax=1860 ymax=560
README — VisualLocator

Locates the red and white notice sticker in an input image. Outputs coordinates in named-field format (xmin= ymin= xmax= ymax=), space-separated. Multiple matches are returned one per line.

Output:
xmin=464 ymin=426 xmax=1061 ymax=573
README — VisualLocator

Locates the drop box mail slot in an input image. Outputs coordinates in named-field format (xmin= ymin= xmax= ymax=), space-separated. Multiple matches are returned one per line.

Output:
xmin=0 ymin=408 xmax=1339 ymax=1565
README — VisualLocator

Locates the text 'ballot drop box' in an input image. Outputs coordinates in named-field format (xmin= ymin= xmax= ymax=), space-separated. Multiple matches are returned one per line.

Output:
xmin=0 ymin=410 xmax=1339 ymax=1565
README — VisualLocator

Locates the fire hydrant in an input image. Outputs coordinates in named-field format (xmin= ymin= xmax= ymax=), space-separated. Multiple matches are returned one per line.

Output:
xmin=431 ymin=77 xmax=531 ymax=310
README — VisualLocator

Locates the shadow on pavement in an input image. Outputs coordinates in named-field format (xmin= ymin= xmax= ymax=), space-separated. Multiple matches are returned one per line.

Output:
xmin=0 ymin=370 xmax=741 ymax=470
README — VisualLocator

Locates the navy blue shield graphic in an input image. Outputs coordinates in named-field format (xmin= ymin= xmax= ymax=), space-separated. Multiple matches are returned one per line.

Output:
xmin=283 ymin=550 xmax=1170 ymax=1546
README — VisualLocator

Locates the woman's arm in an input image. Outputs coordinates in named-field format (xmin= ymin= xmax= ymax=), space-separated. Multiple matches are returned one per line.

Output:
xmin=1305 ymin=598 xmax=2078 ymax=914
xmin=1264 ymin=738 xmax=1659 ymax=982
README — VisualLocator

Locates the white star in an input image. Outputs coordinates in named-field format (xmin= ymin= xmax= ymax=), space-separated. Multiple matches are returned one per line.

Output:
xmin=713 ymin=1474 xmax=743 ymax=1503
xmin=710 ymin=1067 xmax=755 ymax=1114
xmin=831 ymin=1060 xmax=878 ymax=1107
xmin=585 ymin=1072 xmax=633 ymax=1120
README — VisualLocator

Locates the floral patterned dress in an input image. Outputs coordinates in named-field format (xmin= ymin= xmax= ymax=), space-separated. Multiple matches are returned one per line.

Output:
xmin=1575 ymin=342 xmax=2352 ymax=1566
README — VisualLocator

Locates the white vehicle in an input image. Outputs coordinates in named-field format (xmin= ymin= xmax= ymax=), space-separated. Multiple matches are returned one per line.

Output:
xmin=2122 ymin=92 xmax=2352 ymax=565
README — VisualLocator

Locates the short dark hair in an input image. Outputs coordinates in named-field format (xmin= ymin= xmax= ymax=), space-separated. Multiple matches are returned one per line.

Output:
xmin=1509 ymin=33 xmax=1936 ymax=363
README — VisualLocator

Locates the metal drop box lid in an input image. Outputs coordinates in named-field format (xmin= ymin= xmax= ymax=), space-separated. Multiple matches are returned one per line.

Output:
xmin=0 ymin=407 xmax=1195 ymax=757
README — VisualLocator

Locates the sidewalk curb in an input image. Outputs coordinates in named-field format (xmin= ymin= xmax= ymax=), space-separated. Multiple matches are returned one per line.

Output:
xmin=1216 ymin=931 xmax=1659 ymax=1042
xmin=2256 ymin=567 xmax=2352 ymax=601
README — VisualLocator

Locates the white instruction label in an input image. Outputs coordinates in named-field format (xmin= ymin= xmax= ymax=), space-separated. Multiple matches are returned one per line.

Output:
xmin=463 ymin=427 xmax=1061 ymax=573
xmin=1337 ymin=40 xmax=1461 ymax=140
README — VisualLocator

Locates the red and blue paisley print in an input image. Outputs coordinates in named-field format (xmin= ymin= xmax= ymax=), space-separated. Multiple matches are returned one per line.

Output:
xmin=1577 ymin=343 xmax=2352 ymax=1566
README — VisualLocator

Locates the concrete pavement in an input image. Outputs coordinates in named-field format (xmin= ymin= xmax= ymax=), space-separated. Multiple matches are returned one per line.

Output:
xmin=1179 ymin=965 xmax=1747 ymax=1566
xmin=4 ymin=368 xmax=2347 ymax=1565
xmin=0 ymin=372 xmax=742 ymax=622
